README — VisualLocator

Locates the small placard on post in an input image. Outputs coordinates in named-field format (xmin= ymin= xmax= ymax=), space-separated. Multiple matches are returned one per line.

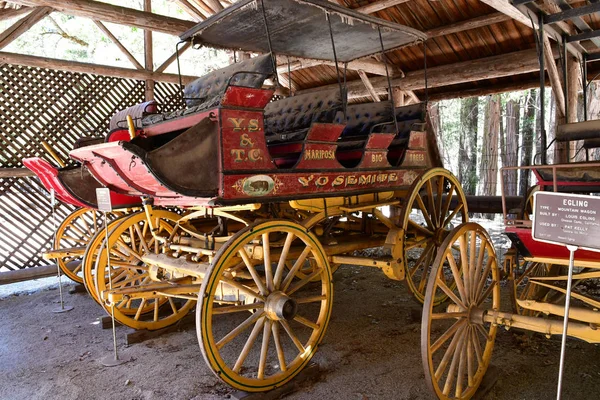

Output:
xmin=532 ymin=191 xmax=600 ymax=252
xmin=96 ymin=188 xmax=113 ymax=213
xmin=50 ymin=188 xmax=56 ymax=207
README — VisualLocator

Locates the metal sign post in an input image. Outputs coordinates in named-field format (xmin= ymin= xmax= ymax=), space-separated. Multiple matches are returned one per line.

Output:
xmin=50 ymin=189 xmax=73 ymax=313
xmin=96 ymin=188 xmax=131 ymax=367
xmin=532 ymin=192 xmax=600 ymax=400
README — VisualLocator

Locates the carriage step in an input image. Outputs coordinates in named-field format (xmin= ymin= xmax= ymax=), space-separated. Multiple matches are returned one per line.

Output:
xmin=338 ymin=199 xmax=400 ymax=212
xmin=42 ymin=246 xmax=86 ymax=260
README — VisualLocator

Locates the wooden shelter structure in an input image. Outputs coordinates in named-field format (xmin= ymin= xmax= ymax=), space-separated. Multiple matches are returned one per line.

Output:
xmin=0 ymin=0 xmax=597 ymax=279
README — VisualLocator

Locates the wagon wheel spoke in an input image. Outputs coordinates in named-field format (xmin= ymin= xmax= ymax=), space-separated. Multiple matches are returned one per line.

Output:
xmin=199 ymin=220 xmax=332 ymax=392
xmin=93 ymin=211 xmax=194 ymax=330
xmin=402 ymin=170 xmax=468 ymax=306
xmin=422 ymin=223 xmax=499 ymax=400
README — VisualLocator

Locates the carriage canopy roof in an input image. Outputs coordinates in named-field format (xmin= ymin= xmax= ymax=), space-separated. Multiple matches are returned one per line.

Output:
xmin=180 ymin=0 xmax=427 ymax=63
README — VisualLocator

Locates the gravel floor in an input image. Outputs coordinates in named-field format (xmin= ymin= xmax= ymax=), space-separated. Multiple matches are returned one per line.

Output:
xmin=1 ymin=260 xmax=600 ymax=400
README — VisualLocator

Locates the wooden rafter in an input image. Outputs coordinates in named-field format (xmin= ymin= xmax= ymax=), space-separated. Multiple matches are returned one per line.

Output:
xmin=193 ymin=0 xmax=219 ymax=16
xmin=358 ymin=69 xmax=381 ymax=102
xmin=0 ymin=5 xmax=31 ymax=21
xmin=425 ymin=12 xmax=510 ymax=38
xmin=0 ymin=51 xmax=198 ymax=84
xmin=173 ymin=0 xmax=204 ymax=21
xmin=201 ymin=0 xmax=223 ymax=13
xmin=543 ymin=35 xmax=566 ymax=117
xmin=479 ymin=0 xmax=532 ymax=26
xmin=155 ymin=41 xmax=192 ymax=73
xmin=300 ymin=47 xmax=558 ymax=99
xmin=0 ymin=6 xmax=51 ymax=50
xmin=355 ymin=0 xmax=410 ymax=14
xmin=278 ymin=56 xmax=398 ymax=77
xmin=9 ymin=0 xmax=195 ymax=36
xmin=483 ymin=0 xmax=585 ymax=58
xmin=93 ymin=20 xmax=143 ymax=70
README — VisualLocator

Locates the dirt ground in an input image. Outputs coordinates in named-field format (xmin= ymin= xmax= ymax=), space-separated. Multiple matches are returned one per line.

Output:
xmin=2 ymin=258 xmax=600 ymax=400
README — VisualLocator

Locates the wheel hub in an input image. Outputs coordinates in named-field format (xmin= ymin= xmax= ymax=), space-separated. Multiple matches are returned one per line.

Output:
xmin=265 ymin=291 xmax=298 ymax=321
xmin=433 ymin=228 xmax=447 ymax=246
xmin=447 ymin=303 xmax=485 ymax=325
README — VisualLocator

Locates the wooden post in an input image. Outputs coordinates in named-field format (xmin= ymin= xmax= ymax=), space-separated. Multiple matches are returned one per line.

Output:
xmin=144 ymin=0 xmax=154 ymax=102
xmin=554 ymin=56 xmax=580 ymax=164
xmin=568 ymin=56 xmax=581 ymax=161
xmin=392 ymin=87 xmax=404 ymax=107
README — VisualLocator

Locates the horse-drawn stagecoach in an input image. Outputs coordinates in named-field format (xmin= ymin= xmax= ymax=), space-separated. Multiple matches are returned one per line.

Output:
xmin=21 ymin=0 xmax=600 ymax=398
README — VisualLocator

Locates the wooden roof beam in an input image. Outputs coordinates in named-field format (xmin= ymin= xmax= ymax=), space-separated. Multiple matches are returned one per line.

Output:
xmin=93 ymin=20 xmax=144 ymax=70
xmin=173 ymin=0 xmax=204 ymax=21
xmin=277 ymin=56 xmax=399 ymax=77
xmin=155 ymin=41 xmax=192 ymax=73
xmin=189 ymin=0 xmax=215 ymax=18
xmin=481 ymin=0 xmax=585 ymax=59
xmin=300 ymin=47 xmax=559 ymax=99
xmin=479 ymin=0 xmax=533 ymax=27
xmin=427 ymin=78 xmax=549 ymax=102
xmin=9 ymin=0 xmax=196 ymax=36
xmin=354 ymin=0 xmax=411 ymax=14
xmin=358 ymin=69 xmax=381 ymax=102
xmin=425 ymin=12 xmax=511 ymax=38
xmin=0 ymin=51 xmax=198 ymax=84
xmin=0 ymin=5 xmax=31 ymax=21
xmin=543 ymin=35 xmax=566 ymax=117
xmin=0 ymin=6 xmax=51 ymax=50
xmin=202 ymin=0 xmax=223 ymax=13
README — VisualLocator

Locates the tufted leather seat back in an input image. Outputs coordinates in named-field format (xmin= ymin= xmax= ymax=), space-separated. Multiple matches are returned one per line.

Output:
xmin=393 ymin=102 xmax=426 ymax=139
xmin=264 ymin=88 xmax=344 ymax=137
xmin=184 ymin=54 xmax=274 ymax=108
xmin=110 ymin=101 xmax=158 ymax=130
xmin=336 ymin=102 xmax=394 ymax=137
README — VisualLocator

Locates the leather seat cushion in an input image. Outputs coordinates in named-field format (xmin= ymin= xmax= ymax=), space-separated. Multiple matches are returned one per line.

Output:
xmin=184 ymin=54 xmax=274 ymax=108
xmin=264 ymin=88 xmax=343 ymax=136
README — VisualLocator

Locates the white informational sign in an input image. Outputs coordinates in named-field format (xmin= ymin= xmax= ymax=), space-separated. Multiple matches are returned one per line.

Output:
xmin=532 ymin=191 xmax=600 ymax=253
xmin=96 ymin=188 xmax=113 ymax=213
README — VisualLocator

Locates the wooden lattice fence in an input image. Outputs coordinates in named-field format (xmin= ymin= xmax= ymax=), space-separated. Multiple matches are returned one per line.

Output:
xmin=0 ymin=63 xmax=181 ymax=272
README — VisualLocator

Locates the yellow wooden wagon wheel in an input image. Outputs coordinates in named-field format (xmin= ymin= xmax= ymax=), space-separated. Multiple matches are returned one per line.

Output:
xmin=421 ymin=222 xmax=500 ymax=400
xmin=82 ymin=213 xmax=131 ymax=304
xmin=54 ymin=207 xmax=120 ymax=283
xmin=517 ymin=185 xmax=540 ymax=221
xmin=510 ymin=261 xmax=561 ymax=316
xmin=400 ymin=168 xmax=468 ymax=305
xmin=198 ymin=219 xmax=333 ymax=392
xmin=94 ymin=210 xmax=196 ymax=330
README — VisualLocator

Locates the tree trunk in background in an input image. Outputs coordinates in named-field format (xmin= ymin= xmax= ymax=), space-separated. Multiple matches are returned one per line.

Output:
xmin=548 ymin=95 xmax=556 ymax=165
xmin=458 ymin=97 xmax=479 ymax=195
xmin=554 ymin=57 xmax=580 ymax=163
xmin=502 ymin=99 xmax=519 ymax=196
xmin=568 ymin=56 xmax=582 ymax=162
xmin=481 ymin=95 xmax=500 ymax=218
xmin=429 ymin=102 xmax=446 ymax=165
xmin=587 ymin=82 xmax=600 ymax=160
xmin=519 ymin=89 xmax=537 ymax=197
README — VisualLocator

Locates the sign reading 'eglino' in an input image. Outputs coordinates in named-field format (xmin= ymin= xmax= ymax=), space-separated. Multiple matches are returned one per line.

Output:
xmin=96 ymin=188 xmax=113 ymax=213
xmin=532 ymin=192 xmax=600 ymax=252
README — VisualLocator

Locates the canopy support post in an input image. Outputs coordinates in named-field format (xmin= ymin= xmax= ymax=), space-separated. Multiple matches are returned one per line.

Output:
xmin=327 ymin=13 xmax=346 ymax=119
xmin=259 ymin=0 xmax=278 ymax=87
xmin=377 ymin=26 xmax=398 ymax=134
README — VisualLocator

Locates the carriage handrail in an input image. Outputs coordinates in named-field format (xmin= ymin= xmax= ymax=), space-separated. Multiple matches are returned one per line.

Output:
xmin=500 ymin=161 xmax=600 ymax=225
